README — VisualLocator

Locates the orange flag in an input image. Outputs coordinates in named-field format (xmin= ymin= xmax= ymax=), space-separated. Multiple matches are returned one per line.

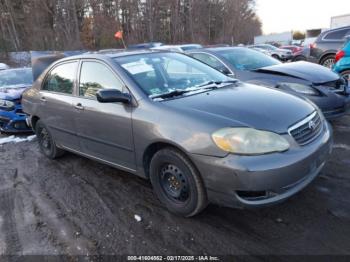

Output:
xmin=114 ymin=31 xmax=123 ymax=40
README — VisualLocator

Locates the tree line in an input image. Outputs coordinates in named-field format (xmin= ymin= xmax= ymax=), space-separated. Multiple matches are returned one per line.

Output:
xmin=0 ymin=0 xmax=262 ymax=52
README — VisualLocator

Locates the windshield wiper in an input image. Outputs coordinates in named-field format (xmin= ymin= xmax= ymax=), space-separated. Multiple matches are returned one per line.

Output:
xmin=150 ymin=89 xmax=192 ymax=99
xmin=197 ymin=79 xmax=238 ymax=89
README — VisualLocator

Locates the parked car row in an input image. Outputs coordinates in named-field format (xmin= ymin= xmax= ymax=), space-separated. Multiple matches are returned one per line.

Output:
xmin=186 ymin=47 xmax=350 ymax=119
xmin=0 ymin=41 xmax=348 ymax=217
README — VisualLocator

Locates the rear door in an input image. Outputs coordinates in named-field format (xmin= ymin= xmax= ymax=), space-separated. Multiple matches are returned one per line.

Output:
xmin=73 ymin=60 xmax=136 ymax=171
xmin=38 ymin=61 xmax=80 ymax=150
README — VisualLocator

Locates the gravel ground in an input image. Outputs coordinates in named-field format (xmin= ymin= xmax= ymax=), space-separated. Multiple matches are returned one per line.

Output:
xmin=0 ymin=116 xmax=349 ymax=259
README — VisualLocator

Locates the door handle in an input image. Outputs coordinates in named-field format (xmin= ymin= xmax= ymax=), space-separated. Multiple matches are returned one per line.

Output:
xmin=40 ymin=96 xmax=46 ymax=102
xmin=74 ymin=103 xmax=84 ymax=110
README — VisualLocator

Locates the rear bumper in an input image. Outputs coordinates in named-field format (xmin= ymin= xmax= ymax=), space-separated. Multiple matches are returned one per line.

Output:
xmin=190 ymin=121 xmax=333 ymax=208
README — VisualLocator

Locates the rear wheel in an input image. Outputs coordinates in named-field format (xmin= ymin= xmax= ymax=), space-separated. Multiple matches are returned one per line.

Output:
xmin=272 ymin=54 xmax=280 ymax=60
xmin=340 ymin=70 xmax=350 ymax=81
xmin=35 ymin=120 xmax=64 ymax=159
xmin=320 ymin=54 xmax=336 ymax=68
xmin=150 ymin=148 xmax=207 ymax=217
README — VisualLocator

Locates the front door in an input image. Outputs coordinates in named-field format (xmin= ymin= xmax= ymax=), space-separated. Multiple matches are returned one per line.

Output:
xmin=74 ymin=60 xmax=136 ymax=171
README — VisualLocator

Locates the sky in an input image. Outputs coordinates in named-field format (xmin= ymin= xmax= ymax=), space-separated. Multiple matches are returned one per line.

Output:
xmin=256 ymin=0 xmax=350 ymax=34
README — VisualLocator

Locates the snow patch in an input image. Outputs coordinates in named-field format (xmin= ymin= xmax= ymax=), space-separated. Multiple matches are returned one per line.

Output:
xmin=134 ymin=215 xmax=142 ymax=222
xmin=0 ymin=135 xmax=36 ymax=145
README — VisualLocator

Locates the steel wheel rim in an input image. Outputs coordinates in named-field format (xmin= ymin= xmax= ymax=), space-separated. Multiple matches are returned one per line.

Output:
xmin=160 ymin=164 xmax=190 ymax=203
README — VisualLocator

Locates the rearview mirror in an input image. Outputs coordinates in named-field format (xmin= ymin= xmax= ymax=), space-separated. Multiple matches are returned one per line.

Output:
xmin=96 ymin=89 xmax=131 ymax=104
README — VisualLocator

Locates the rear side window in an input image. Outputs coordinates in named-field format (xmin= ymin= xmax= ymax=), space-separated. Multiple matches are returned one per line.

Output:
xmin=79 ymin=61 xmax=124 ymax=98
xmin=324 ymin=29 xmax=350 ymax=40
xmin=42 ymin=62 xmax=77 ymax=94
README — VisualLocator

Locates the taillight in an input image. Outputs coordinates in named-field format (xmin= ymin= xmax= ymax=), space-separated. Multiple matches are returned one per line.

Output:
xmin=335 ymin=50 xmax=345 ymax=62
xmin=310 ymin=43 xmax=317 ymax=49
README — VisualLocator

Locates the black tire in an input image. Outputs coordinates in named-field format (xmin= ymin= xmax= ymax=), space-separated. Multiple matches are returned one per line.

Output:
xmin=340 ymin=70 xmax=350 ymax=81
xmin=150 ymin=147 xmax=207 ymax=217
xmin=35 ymin=120 xmax=64 ymax=159
xmin=320 ymin=54 xmax=336 ymax=68
xmin=272 ymin=54 xmax=280 ymax=60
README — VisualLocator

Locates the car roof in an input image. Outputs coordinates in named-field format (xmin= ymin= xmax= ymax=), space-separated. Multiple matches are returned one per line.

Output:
xmin=188 ymin=46 xmax=243 ymax=53
xmin=58 ymin=49 xmax=165 ymax=62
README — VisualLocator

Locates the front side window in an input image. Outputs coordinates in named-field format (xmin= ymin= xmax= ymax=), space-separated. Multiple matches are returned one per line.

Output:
xmin=79 ymin=61 xmax=123 ymax=98
xmin=217 ymin=48 xmax=281 ymax=70
xmin=114 ymin=52 xmax=228 ymax=97
xmin=42 ymin=62 xmax=77 ymax=94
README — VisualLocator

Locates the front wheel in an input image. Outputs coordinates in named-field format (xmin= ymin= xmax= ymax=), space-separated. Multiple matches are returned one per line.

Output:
xmin=340 ymin=70 xmax=350 ymax=81
xmin=150 ymin=148 xmax=208 ymax=217
xmin=35 ymin=120 xmax=64 ymax=159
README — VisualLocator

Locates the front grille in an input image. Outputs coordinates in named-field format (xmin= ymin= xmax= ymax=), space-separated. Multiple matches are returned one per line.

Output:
xmin=289 ymin=112 xmax=323 ymax=146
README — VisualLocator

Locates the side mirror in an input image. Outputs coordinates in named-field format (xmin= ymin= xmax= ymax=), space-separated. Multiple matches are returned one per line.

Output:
xmin=96 ymin=89 xmax=131 ymax=104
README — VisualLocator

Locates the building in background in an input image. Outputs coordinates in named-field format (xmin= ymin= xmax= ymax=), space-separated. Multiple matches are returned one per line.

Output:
xmin=331 ymin=14 xmax=350 ymax=29
xmin=254 ymin=32 xmax=292 ymax=45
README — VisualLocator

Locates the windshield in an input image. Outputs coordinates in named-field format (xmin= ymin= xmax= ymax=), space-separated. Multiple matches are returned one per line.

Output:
xmin=114 ymin=52 xmax=229 ymax=97
xmin=0 ymin=68 xmax=33 ymax=88
xmin=217 ymin=48 xmax=281 ymax=70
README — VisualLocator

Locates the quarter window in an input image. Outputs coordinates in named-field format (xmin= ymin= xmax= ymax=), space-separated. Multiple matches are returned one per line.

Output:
xmin=192 ymin=53 xmax=231 ymax=74
xmin=324 ymin=29 xmax=350 ymax=40
xmin=42 ymin=62 xmax=77 ymax=94
xmin=79 ymin=61 xmax=123 ymax=98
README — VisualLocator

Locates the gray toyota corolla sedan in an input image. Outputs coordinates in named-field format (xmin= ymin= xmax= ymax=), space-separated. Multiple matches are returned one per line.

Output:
xmin=22 ymin=50 xmax=333 ymax=217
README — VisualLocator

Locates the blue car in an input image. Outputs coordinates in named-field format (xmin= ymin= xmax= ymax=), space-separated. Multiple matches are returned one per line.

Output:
xmin=334 ymin=36 xmax=350 ymax=82
xmin=0 ymin=68 xmax=33 ymax=133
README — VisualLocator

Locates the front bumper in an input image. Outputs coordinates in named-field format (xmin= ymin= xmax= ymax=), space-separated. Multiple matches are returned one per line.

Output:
xmin=0 ymin=106 xmax=32 ymax=133
xmin=191 ymin=121 xmax=333 ymax=208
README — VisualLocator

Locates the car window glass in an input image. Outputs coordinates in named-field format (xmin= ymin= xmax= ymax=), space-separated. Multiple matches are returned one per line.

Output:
xmin=218 ymin=48 xmax=280 ymax=70
xmin=324 ymin=29 xmax=350 ymax=40
xmin=42 ymin=62 xmax=77 ymax=94
xmin=79 ymin=61 xmax=123 ymax=98
xmin=0 ymin=69 xmax=33 ymax=88
xmin=192 ymin=53 xmax=230 ymax=74
xmin=115 ymin=52 xmax=228 ymax=96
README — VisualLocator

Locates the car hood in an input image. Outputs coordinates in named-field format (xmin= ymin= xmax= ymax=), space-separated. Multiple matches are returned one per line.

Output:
xmin=255 ymin=61 xmax=339 ymax=84
xmin=164 ymin=83 xmax=315 ymax=134
xmin=0 ymin=85 xmax=29 ymax=100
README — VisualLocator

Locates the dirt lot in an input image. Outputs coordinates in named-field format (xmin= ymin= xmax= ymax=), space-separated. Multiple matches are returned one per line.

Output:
xmin=0 ymin=116 xmax=350 ymax=259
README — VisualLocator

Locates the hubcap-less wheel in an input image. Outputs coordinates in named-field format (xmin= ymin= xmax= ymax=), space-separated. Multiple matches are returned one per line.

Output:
xmin=160 ymin=164 xmax=189 ymax=203
xmin=149 ymin=148 xmax=208 ymax=216
xmin=322 ymin=57 xmax=336 ymax=68
xmin=39 ymin=127 xmax=52 ymax=156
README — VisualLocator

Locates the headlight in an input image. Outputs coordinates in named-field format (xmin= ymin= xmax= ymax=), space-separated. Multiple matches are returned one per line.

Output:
xmin=279 ymin=82 xmax=319 ymax=96
xmin=212 ymin=128 xmax=290 ymax=155
xmin=0 ymin=99 xmax=15 ymax=108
